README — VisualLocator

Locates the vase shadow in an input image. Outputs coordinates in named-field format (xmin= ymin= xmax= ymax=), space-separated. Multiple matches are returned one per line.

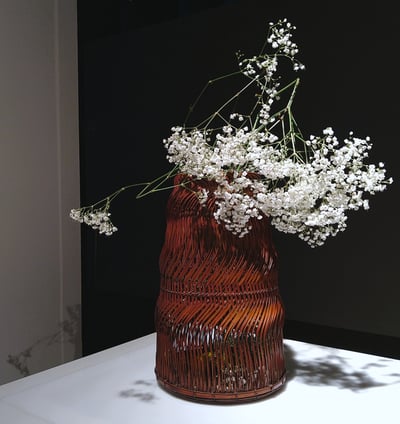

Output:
xmin=117 ymin=344 xmax=400 ymax=404
xmin=283 ymin=341 xmax=400 ymax=392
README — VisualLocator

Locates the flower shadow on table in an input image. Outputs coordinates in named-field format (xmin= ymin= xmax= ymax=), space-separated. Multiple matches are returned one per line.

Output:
xmin=119 ymin=379 xmax=159 ymax=402
xmin=284 ymin=342 xmax=400 ymax=392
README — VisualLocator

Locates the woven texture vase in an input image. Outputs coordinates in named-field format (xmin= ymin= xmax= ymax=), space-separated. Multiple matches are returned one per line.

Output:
xmin=155 ymin=174 xmax=286 ymax=403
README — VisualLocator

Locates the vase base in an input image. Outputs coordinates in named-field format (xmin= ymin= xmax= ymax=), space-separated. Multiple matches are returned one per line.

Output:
xmin=156 ymin=371 xmax=286 ymax=404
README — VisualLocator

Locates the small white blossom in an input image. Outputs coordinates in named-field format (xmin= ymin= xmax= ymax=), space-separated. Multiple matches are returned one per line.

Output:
xmin=197 ymin=189 xmax=209 ymax=206
xmin=70 ymin=207 xmax=118 ymax=236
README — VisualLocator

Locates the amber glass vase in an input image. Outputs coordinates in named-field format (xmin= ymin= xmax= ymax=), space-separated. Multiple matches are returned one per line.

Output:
xmin=154 ymin=174 xmax=286 ymax=403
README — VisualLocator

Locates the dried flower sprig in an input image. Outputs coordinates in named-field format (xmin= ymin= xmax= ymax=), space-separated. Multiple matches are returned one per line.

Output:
xmin=71 ymin=19 xmax=392 ymax=246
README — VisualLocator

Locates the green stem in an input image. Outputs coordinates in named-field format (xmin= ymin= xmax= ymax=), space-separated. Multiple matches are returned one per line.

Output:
xmin=135 ymin=166 xmax=179 ymax=199
xmin=195 ymin=76 xmax=260 ymax=130
xmin=184 ymin=71 xmax=242 ymax=126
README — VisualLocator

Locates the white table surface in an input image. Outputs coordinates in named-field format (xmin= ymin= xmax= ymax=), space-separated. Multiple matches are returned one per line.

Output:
xmin=0 ymin=332 xmax=399 ymax=424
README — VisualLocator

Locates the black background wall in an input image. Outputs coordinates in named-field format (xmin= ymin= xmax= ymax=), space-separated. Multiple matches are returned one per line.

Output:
xmin=77 ymin=0 xmax=399 ymax=358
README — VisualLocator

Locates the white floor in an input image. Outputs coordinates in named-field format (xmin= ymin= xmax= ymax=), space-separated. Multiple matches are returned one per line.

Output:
xmin=0 ymin=333 xmax=399 ymax=424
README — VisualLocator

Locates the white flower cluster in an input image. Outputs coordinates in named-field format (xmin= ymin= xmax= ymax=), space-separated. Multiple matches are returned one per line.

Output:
xmin=267 ymin=19 xmax=299 ymax=57
xmin=70 ymin=207 xmax=118 ymax=236
xmin=238 ymin=19 xmax=304 ymax=78
xmin=162 ymin=19 xmax=392 ymax=247
xmin=164 ymin=123 xmax=391 ymax=246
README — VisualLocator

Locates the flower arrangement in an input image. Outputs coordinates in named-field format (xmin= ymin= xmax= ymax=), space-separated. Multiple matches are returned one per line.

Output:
xmin=71 ymin=19 xmax=392 ymax=247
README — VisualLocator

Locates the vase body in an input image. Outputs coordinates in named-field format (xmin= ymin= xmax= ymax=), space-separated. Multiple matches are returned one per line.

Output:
xmin=155 ymin=175 xmax=286 ymax=403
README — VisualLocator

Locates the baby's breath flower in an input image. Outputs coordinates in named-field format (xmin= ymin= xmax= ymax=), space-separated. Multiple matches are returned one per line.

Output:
xmin=70 ymin=19 xmax=392 ymax=246
xmin=197 ymin=189 xmax=209 ymax=206
xmin=70 ymin=207 xmax=118 ymax=236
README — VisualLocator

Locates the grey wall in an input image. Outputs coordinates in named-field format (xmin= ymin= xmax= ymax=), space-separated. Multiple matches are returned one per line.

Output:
xmin=0 ymin=0 xmax=81 ymax=385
